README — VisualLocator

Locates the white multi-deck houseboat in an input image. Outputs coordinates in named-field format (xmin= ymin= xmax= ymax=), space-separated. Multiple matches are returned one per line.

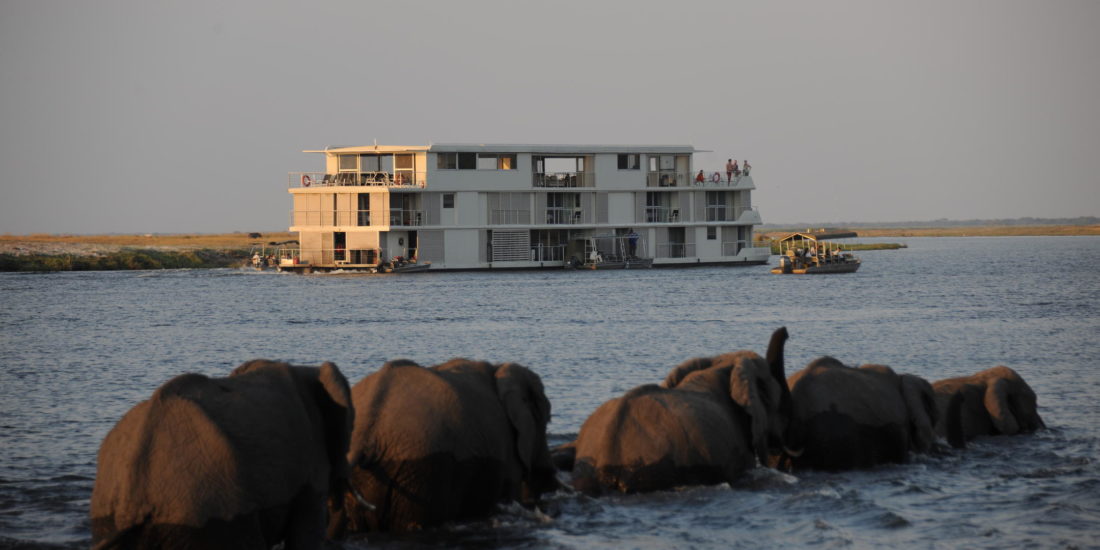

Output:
xmin=282 ymin=144 xmax=769 ymax=272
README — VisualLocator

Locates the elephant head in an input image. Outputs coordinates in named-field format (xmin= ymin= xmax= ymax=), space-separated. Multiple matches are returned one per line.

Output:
xmin=495 ymin=362 xmax=557 ymax=498
xmin=661 ymin=326 xmax=791 ymax=466
xmin=899 ymin=373 xmax=939 ymax=453
xmin=232 ymin=360 xmax=355 ymax=497
xmin=934 ymin=365 xmax=1044 ymax=445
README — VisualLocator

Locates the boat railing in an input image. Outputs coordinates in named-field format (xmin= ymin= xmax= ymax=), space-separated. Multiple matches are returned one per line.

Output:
xmin=277 ymin=247 xmax=385 ymax=267
xmin=690 ymin=171 xmax=752 ymax=187
xmin=288 ymin=171 xmax=427 ymax=188
xmin=291 ymin=209 xmax=411 ymax=227
xmin=544 ymin=207 xmax=583 ymax=225
xmin=533 ymin=172 xmax=593 ymax=188
xmin=489 ymin=209 xmax=532 ymax=225
xmin=645 ymin=206 xmax=680 ymax=223
xmin=656 ymin=242 xmax=695 ymax=258
xmin=529 ymin=244 xmax=566 ymax=262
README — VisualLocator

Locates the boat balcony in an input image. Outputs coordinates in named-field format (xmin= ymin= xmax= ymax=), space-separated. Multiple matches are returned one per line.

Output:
xmin=647 ymin=171 xmax=690 ymax=188
xmin=544 ymin=207 xmax=584 ymax=225
xmin=387 ymin=209 xmax=424 ymax=227
xmin=533 ymin=172 xmax=593 ymax=188
xmin=490 ymin=209 xmax=532 ymax=225
xmin=645 ymin=206 xmax=680 ymax=223
xmin=656 ymin=242 xmax=696 ymax=258
xmin=288 ymin=171 xmax=427 ymax=189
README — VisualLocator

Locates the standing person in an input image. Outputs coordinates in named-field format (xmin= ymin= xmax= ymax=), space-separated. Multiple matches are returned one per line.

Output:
xmin=743 ymin=160 xmax=751 ymax=176
xmin=725 ymin=159 xmax=735 ymax=183
xmin=627 ymin=229 xmax=639 ymax=258
xmin=695 ymin=170 xmax=706 ymax=183
xmin=733 ymin=160 xmax=740 ymax=177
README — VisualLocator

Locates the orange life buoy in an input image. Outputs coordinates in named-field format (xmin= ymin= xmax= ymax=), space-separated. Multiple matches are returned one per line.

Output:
xmin=302 ymin=174 xmax=312 ymax=187
xmin=711 ymin=172 xmax=721 ymax=183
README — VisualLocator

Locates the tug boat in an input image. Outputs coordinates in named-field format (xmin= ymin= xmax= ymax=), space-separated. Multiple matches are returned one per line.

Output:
xmin=771 ymin=232 xmax=861 ymax=274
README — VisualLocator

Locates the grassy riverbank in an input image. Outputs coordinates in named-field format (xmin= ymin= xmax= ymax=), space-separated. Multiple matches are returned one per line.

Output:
xmin=0 ymin=232 xmax=293 ymax=272
xmin=0 ymin=248 xmax=253 ymax=272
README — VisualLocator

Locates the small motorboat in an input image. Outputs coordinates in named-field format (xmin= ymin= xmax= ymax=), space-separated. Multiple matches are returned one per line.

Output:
xmin=770 ymin=232 xmax=861 ymax=274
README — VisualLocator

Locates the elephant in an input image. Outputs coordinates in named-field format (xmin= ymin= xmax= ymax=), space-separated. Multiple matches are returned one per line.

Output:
xmin=568 ymin=327 xmax=790 ymax=495
xmin=333 ymin=358 xmax=557 ymax=534
xmin=932 ymin=365 xmax=1044 ymax=445
xmin=778 ymin=357 xmax=952 ymax=471
xmin=90 ymin=359 xmax=354 ymax=550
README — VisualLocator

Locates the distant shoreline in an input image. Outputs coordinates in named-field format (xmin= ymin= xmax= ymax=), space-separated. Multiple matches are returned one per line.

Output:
xmin=758 ymin=224 xmax=1100 ymax=239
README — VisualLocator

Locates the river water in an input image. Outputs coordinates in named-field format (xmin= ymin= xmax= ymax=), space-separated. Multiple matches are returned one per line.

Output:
xmin=1 ymin=236 xmax=1099 ymax=548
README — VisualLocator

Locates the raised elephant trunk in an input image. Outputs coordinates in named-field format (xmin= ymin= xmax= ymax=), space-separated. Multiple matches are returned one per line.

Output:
xmin=766 ymin=326 xmax=789 ymax=384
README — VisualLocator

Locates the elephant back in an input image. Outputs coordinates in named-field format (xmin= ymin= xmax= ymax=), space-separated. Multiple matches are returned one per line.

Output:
xmin=350 ymin=361 xmax=513 ymax=462
xmin=91 ymin=368 xmax=327 ymax=536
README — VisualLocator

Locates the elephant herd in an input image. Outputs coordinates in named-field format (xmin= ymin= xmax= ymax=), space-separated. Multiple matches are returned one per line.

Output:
xmin=89 ymin=328 xmax=1044 ymax=549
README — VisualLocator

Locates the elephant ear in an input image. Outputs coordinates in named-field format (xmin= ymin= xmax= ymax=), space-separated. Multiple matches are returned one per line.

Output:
xmin=900 ymin=374 xmax=937 ymax=453
xmin=315 ymin=362 xmax=355 ymax=484
xmin=495 ymin=363 xmax=549 ymax=474
xmin=728 ymin=358 xmax=770 ymax=466
xmin=984 ymin=377 xmax=1021 ymax=435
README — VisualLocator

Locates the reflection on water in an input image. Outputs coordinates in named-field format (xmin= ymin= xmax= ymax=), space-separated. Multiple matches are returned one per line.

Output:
xmin=1 ymin=236 xmax=1099 ymax=548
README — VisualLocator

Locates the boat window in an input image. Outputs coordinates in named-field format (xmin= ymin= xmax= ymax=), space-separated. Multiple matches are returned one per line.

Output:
xmin=707 ymin=226 xmax=717 ymax=240
xmin=395 ymin=154 xmax=414 ymax=170
xmin=618 ymin=154 xmax=640 ymax=170
xmin=474 ymin=153 xmax=518 ymax=170
xmin=436 ymin=153 xmax=456 ymax=169
xmin=443 ymin=193 xmax=454 ymax=208
xmin=458 ymin=153 xmax=476 ymax=170
xmin=477 ymin=155 xmax=497 ymax=170
xmin=339 ymin=155 xmax=357 ymax=171
xmin=360 ymin=155 xmax=381 ymax=172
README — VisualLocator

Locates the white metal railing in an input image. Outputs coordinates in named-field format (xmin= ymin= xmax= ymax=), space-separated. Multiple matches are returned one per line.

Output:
xmin=544 ymin=208 xmax=582 ymax=225
xmin=533 ymin=172 xmax=592 ymax=188
xmin=645 ymin=206 xmax=680 ymax=223
xmin=288 ymin=171 xmax=427 ymax=188
xmin=656 ymin=242 xmax=696 ymax=258
xmin=289 ymin=209 xmax=424 ymax=227
xmin=490 ymin=209 xmax=532 ymax=225
xmin=529 ymin=244 xmax=566 ymax=262
xmin=690 ymin=170 xmax=752 ymax=187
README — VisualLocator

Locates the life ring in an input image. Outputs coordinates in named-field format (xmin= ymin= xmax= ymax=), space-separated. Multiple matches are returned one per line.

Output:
xmin=711 ymin=172 xmax=721 ymax=183
xmin=301 ymin=174 xmax=312 ymax=187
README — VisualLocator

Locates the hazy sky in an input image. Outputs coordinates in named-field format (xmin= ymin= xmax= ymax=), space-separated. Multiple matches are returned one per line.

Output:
xmin=2 ymin=0 xmax=1097 ymax=234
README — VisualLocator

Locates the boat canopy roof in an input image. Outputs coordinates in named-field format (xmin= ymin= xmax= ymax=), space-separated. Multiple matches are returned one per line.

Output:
xmin=776 ymin=231 xmax=858 ymax=243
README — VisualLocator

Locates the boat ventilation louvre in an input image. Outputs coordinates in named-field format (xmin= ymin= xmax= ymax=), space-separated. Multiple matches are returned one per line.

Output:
xmin=492 ymin=230 xmax=530 ymax=261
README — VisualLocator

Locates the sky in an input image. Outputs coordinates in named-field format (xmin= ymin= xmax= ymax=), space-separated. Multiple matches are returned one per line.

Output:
xmin=1 ymin=0 xmax=1098 ymax=234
